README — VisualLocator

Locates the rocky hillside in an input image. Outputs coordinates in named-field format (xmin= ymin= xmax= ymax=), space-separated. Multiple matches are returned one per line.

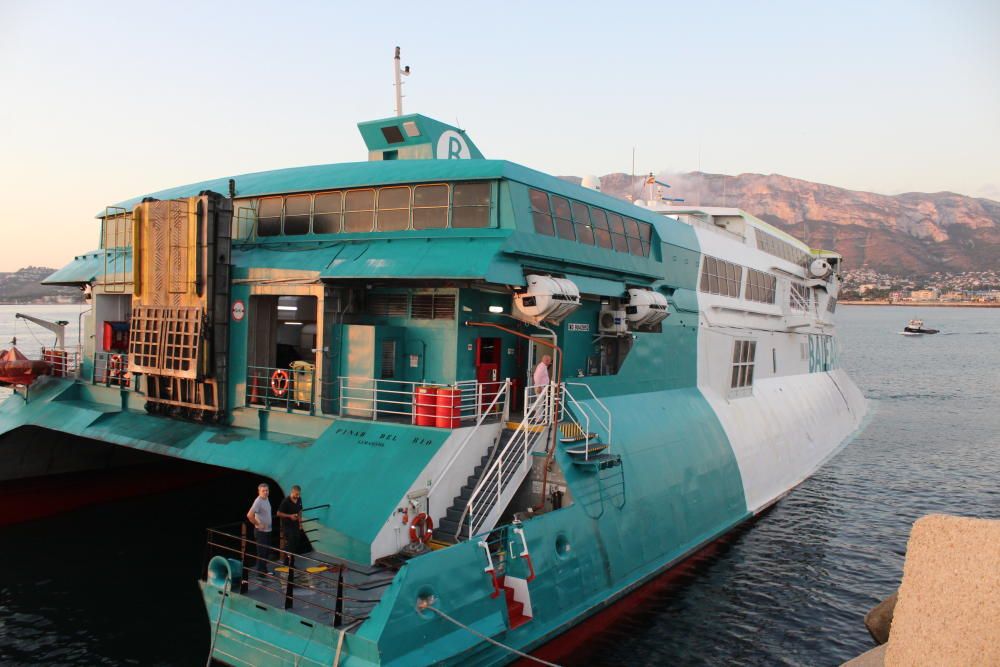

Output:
xmin=582 ymin=172 xmax=1000 ymax=276
xmin=0 ymin=267 xmax=83 ymax=304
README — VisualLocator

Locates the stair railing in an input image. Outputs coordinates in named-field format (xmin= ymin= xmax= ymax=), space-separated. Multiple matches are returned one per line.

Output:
xmin=558 ymin=387 xmax=594 ymax=460
xmin=562 ymin=382 xmax=613 ymax=449
xmin=426 ymin=380 xmax=510 ymax=520
xmin=463 ymin=385 xmax=552 ymax=540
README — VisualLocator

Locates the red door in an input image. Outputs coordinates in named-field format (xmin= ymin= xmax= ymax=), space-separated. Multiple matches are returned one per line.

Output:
xmin=475 ymin=337 xmax=502 ymax=410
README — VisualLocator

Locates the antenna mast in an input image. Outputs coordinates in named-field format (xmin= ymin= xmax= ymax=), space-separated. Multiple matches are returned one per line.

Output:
xmin=393 ymin=46 xmax=411 ymax=116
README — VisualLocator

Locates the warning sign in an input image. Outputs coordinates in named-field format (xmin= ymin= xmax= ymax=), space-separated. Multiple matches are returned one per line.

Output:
xmin=231 ymin=300 xmax=245 ymax=322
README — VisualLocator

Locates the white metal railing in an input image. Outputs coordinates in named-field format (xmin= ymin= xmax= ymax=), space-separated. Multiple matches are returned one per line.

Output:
xmin=427 ymin=379 xmax=510 ymax=519
xmin=465 ymin=384 xmax=552 ymax=540
xmin=562 ymin=382 xmax=613 ymax=451
xmin=335 ymin=377 xmax=508 ymax=426
xmin=42 ymin=347 xmax=81 ymax=379
xmin=247 ymin=364 xmax=317 ymax=414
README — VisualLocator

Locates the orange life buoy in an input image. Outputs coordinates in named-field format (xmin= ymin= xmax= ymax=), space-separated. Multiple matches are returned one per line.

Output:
xmin=409 ymin=513 xmax=434 ymax=544
xmin=271 ymin=369 xmax=290 ymax=397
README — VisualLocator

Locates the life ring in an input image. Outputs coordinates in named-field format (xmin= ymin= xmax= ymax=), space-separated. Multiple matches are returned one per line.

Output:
xmin=270 ymin=369 xmax=290 ymax=397
xmin=409 ymin=513 xmax=434 ymax=544
xmin=108 ymin=354 xmax=124 ymax=378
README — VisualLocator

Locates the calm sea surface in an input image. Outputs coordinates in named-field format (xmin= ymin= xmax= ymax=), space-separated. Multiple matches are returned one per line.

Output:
xmin=1 ymin=304 xmax=998 ymax=666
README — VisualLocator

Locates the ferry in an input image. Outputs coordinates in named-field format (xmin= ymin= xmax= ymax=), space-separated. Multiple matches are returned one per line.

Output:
xmin=0 ymin=89 xmax=867 ymax=664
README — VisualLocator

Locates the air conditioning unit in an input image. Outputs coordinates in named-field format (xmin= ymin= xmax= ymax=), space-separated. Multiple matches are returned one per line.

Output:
xmin=512 ymin=274 xmax=581 ymax=325
xmin=624 ymin=288 xmax=670 ymax=327
xmin=599 ymin=308 xmax=628 ymax=335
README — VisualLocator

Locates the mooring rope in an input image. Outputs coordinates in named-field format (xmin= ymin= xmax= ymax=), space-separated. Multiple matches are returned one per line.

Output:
xmin=421 ymin=604 xmax=562 ymax=667
xmin=206 ymin=574 xmax=232 ymax=667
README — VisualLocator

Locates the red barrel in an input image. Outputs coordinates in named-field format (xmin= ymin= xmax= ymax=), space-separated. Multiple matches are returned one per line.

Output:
xmin=435 ymin=387 xmax=461 ymax=428
xmin=414 ymin=386 xmax=438 ymax=426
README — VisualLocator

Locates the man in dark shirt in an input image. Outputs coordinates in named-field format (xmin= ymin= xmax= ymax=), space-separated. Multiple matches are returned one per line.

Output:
xmin=276 ymin=485 xmax=304 ymax=559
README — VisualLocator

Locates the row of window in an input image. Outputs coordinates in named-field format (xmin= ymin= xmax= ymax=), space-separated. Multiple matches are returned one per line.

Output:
xmin=249 ymin=182 xmax=493 ymax=237
xmin=699 ymin=256 xmax=743 ymax=298
xmin=701 ymin=257 xmax=815 ymax=309
xmin=756 ymin=230 xmax=812 ymax=268
xmin=366 ymin=293 xmax=456 ymax=320
xmin=731 ymin=339 xmax=757 ymax=389
xmin=529 ymin=189 xmax=654 ymax=258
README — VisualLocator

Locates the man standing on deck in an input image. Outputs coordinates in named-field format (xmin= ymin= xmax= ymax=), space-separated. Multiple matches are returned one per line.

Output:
xmin=532 ymin=354 xmax=552 ymax=423
xmin=276 ymin=485 xmax=304 ymax=562
xmin=533 ymin=354 xmax=552 ymax=392
xmin=246 ymin=483 xmax=273 ymax=574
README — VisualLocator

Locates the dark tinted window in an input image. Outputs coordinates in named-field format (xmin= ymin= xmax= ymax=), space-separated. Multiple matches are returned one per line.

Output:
xmin=451 ymin=182 xmax=491 ymax=228
xmin=313 ymin=192 xmax=342 ymax=234
xmin=571 ymin=201 xmax=594 ymax=245
xmin=551 ymin=196 xmax=575 ymax=241
xmin=590 ymin=207 xmax=612 ymax=249
xmin=607 ymin=213 xmax=628 ymax=252
xmin=284 ymin=194 xmax=311 ymax=235
xmin=530 ymin=189 xmax=554 ymax=236
xmin=257 ymin=197 xmax=282 ymax=237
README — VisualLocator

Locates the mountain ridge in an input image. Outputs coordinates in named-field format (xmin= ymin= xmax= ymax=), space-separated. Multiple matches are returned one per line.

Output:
xmin=569 ymin=172 xmax=1000 ymax=275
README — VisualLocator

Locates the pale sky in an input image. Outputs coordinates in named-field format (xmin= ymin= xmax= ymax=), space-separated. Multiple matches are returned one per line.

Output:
xmin=1 ymin=0 xmax=998 ymax=271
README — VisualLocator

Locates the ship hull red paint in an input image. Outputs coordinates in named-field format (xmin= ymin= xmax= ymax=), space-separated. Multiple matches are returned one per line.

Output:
xmin=0 ymin=461 xmax=224 ymax=526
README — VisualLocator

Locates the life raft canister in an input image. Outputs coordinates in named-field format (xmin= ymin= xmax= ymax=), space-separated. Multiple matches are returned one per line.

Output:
xmin=270 ymin=369 xmax=290 ymax=397
xmin=409 ymin=513 xmax=434 ymax=544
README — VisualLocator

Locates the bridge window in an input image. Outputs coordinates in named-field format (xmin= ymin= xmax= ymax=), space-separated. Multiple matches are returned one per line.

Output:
xmin=313 ymin=192 xmax=343 ymax=234
xmin=624 ymin=218 xmax=644 ymax=256
xmin=412 ymin=184 xmax=449 ymax=229
xmin=571 ymin=201 xmax=594 ymax=245
xmin=284 ymin=194 xmax=311 ymax=235
xmin=451 ymin=182 xmax=491 ymax=228
xmin=529 ymin=189 xmax=554 ymax=236
xmin=344 ymin=189 xmax=376 ymax=232
xmin=607 ymin=213 xmax=629 ymax=253
xmin=376 ymin=186 xmax=411 ymax=231
xmin=551 ymin=196 xmax=576 ymax=241
xmin=257 ymin=197 xmax=282 ymax=237
xmin=589 ymin=208 xmax=612 ymax=249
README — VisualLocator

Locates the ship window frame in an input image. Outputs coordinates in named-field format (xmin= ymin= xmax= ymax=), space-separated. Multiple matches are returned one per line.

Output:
xmin=570 ymin=201 xmax=595 ymax=246
xmin=343 ymin=188 xmax=376 ymax=233
xmin=529 ymin=188 xmax=555 ymax=236
xmin=699 ymin=255 xmax=742 ymax=298
xmin=589 ymin=207 xmax=613 ymax=249
xmin=730 ymin=339 xmax=756 ymax=392
xmin=606 ymin=212 xmax=629 ymax=253
xmin=313 ymin=191 xmax=343 ymax=234
xmin=283 ymin=193 xmax=312 ymax=236
xmin=550 ymin=195 xmax=576 ymax=241
xmin=257 ymin=196 xmax=283 ymax=237
xmin=375 ymin=185 xmax=412 ymax=232
xmin=451 ymin=181 xmax=492 ymax=229
xmin=412 ymin=183 xmax=450 ymax=230
xmin=745 ymin=268 xmax=777 ymax=304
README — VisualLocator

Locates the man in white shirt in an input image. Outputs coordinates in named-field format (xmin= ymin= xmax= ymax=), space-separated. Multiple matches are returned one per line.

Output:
xmin=533 ymin=354 xmax=552 ymax=391
xmin=246 ymin=483 xmax=273 ymax=574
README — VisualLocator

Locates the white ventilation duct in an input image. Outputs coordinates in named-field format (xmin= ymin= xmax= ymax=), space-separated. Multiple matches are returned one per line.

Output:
xmin=512 ymin=274 xmax=581 ymax=325
xmin=624 ymin=288 xmax=670 ymax=327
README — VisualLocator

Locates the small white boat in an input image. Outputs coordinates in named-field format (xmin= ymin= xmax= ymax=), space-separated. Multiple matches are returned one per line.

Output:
xmin=900 ymin=319 xmax=939 ymax=335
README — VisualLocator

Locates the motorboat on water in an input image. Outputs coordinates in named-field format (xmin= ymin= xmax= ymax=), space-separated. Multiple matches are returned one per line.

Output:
xmin=901 ymin=319 xmax=939 ymax=335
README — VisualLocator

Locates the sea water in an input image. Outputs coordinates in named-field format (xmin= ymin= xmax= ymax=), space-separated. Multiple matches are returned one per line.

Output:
xmin=0 ymin=305 xmax=998 ymax=665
